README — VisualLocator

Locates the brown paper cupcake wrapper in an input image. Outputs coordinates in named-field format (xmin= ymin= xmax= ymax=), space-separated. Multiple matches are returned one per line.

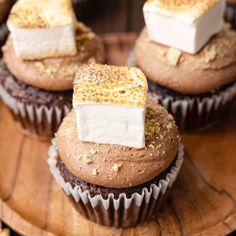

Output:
xmin=149 ymin=82 xmax=236 ymax=131
xmin=48 ymin=139 xmax=184 ymax=227
xmin=0 ymin=85 xmax=71 ymax=140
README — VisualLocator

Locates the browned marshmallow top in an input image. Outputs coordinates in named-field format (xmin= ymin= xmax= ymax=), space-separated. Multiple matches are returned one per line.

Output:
xmin=145 ymin=0 xmax=220 ymax=21
xmin=73 ymin=64 xmax=148 ymax=107
xmin=8 ymin=0 xmax=74 ymax=28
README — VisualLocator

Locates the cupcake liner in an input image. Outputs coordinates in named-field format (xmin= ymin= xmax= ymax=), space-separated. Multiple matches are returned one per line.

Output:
xmin=225 ymin=4 xmax=236 ymax=30
xmin=0 ymin=85 xmax=71 ymax=140
xmin=149 ymin=82 xmax=236 ymax=132
xmin=127 ymin=51 xmax=236 ymax=132
xmin=48 ymin=139 xmax=184 ymax=227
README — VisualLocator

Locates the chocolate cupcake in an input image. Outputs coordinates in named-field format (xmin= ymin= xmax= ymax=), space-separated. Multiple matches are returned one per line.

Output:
xmin=0 ymin=0 xmax=105 ymax=140
xmin=132 ymin=1 xmax=236 ymax=132
xmin=134 ymin=25 xmax=236 ymax=132
xmin=0 ymin=60 xmax=72 ymax=138
xmin=225 ymin=0 xmax=236 ymax=29
xmin=48 ymin=64 xmax=184 ymax=227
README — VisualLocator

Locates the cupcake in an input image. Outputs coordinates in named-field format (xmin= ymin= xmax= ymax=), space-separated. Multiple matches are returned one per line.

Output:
xmin=48 ymin=64 xmax=184 ymax=227
xmin=0 ymin=0 xmax=105 ymax=139
xmin=133 ymin=0 xmax=236 ymax=132
xmin=225 ymin=0 xmax=236 ymax=29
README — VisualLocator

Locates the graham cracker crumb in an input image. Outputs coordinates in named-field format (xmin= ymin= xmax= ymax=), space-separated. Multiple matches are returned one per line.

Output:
xmin=145 ymin=107 xmax=161 ymax=140
xmin=92 ymin=168 xmax=98 ymax=176
xmin=204 ymin=44 xmax=218 ymax=63
xmin=112 ymin=163 xmax=123 ymax=172
xmin=82 ymin=152 xmax=93 ymax=164
xmin=166 ymin=123 xmax=173 ymax=129
xmin=90 ymin=149 xmax=98 ymax=155
xmin=148 ymin=144 xmax=155 ymax=149
xmin=83 ymin=156 xmax=93 ymax=164
xmin=166 ymin=48 xmax=182 ymax=66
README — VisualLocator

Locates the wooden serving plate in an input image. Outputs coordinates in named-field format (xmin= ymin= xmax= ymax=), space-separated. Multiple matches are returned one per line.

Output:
xmin=0 ymin=34 xmax=236 ymax=236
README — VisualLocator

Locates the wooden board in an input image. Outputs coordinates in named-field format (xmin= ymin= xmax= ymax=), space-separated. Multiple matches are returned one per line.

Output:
xmin=0 ymin=33 xmax=236 ymax=236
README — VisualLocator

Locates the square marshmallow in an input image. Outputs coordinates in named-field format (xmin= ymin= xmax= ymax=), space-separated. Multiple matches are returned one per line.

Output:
xmin=73 ymin=64 xmax=148 ymax=149
xmin=143 ymin=0 xmax=225 ymax=54
xmin=7 ymin=0 xmax=77 ymax=60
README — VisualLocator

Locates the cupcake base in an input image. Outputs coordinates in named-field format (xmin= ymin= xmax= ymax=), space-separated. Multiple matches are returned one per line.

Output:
xmin=48 ymin=139 xmax=184 ymax=228
xmin=0 ymin=61 xmax=72 ymax=140
xmin=149 ymin=81 xmax=236 ymax=132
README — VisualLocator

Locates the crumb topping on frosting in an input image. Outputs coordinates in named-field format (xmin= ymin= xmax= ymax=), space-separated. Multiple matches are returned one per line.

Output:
xmin=146 ymin=24 xmax=236 ymax=67
xmin=8 ymin=0 xmax=74 ymax=28
xmin=145 ymin=0 xmax=220 ymax=21
xmin=202 ymin=24 xmax=236 ymax=64
xmin=73 ymin=64 xmax=148 ymax=107
xmin=92 ymin=168 xmax=98 ymax=176
xmin=135 ymin=24 xmax=236 ymax=94
xmin=31 ymin=23 xmax=95 ymax=77
xmin=112 ymin=163 xmax=123 ymax=172
xmin=166 ymin=48 xmax=182 ymax=66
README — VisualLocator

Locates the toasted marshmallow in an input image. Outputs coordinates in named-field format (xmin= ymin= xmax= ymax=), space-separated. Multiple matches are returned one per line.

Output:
xmin=7 ymin=0 xmax=77 ymax=60
xmin=144 ymin=0 xmax=225 ymax=54
xmin=73 ymin=64 xmax=148 ymax=149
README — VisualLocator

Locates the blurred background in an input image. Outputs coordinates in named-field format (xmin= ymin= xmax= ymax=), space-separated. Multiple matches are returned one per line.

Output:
xmin=72 ymin=0 xmax=145 ymax=33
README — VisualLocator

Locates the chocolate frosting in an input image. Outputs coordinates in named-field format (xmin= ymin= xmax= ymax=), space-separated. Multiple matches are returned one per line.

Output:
xmin=3 ymin=22 xmax=105 ymax=91
xmin=135 ymin=25 xmax=236 ymax=94
xmin=56 ymin=99 xmax=180 ymax=188
xmin=0 ymin=60 xmax=72 ymax=107
xmin=56 ymin=156 xmax=177 ymax=198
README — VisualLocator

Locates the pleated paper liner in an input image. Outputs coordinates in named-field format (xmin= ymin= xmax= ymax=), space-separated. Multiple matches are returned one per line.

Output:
xmin=0 ymin=83 xmax=71 ymax=140
xmin=149 ymin=81 xmax=236 ymax=132
xmin=48 ymin=139 xmax=184 ymax=228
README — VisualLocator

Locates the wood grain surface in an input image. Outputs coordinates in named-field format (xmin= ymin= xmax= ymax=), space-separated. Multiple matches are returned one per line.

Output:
xmin=0 ymin=34 xmax=236 ymax=236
